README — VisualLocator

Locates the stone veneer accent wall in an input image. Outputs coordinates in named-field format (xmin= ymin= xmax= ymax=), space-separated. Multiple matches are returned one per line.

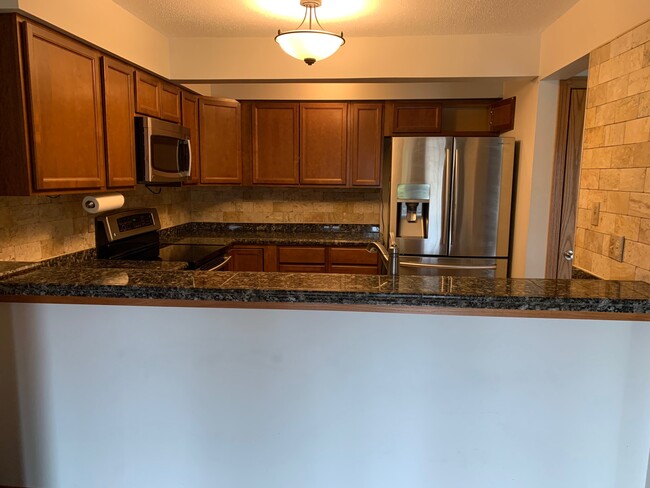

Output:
xmin=191 ymin=187 xmax=381 ymax=224
xmin=0 ymin=186 xmax=191 ymax=262
xmin=575 ymin=19 xmax=650 ymax=281
xmin=0 ymin=186 xmax=382 ymax=262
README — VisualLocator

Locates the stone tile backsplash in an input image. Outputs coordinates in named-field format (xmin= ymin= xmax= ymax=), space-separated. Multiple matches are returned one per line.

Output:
xmin=0 ymin=185 xmax=191 ymax=262
xmin=576 ymin=19 xmax=650 ymax=281
xmin=0 ymin=185 xmax=381 ymax=262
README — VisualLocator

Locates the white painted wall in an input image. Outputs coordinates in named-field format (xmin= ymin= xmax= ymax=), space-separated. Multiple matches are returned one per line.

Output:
xmin=1 ymin=303 xmax=649 ymax=488
xmin=539 ymin=0 xmax=650 ymax=79
xmin=209 ymin=79 xmax=507 ymax=100
xmin=169 ymin=34 xmax=540 ymax=81
xmin=8 ymin=0 xmax=170 ymax=76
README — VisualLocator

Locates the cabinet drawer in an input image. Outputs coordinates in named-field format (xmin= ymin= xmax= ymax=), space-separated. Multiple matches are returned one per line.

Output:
xmin=329 ymin=247 xmax=378 ymax=266
xmin=278 ymin=246 xmax=326 ymax=264
xmin=329 ymin=265 xmax=379 ymax=275
xmin=278 ymin=264 xmax=327 ymax=273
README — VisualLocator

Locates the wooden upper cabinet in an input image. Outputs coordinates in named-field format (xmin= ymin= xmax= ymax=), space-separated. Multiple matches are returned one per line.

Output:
xmin=160 ymin=82 xmax=181 ymax=123
xmin=389 ymin=101 xmax=442 ymax=134
xmin=181 ymin=92 xmax=200 ymax=185
xmin=251 ymin=102 xmax=299 ymax=185
xmin=23 ymin=22 xmax=105 ymax=191
xmin=489 ymin=97 xmax=516 ymax=132
xmin=134 ymin=71 xmax=160 ymax=118
xmin=300 ymin=103 xmax=348 ymax=186
xmin=348 ymin=103 xmax=382 ymax=187
xmin=199 ymin=97 xmax=242 ymax=185
xmin=101 ymin=56 xmax=136 ymax=189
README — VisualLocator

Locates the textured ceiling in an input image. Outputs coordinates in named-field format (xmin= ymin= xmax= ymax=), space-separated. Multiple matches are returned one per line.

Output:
xmin=112 ymin=0 xmax=581 ymax=38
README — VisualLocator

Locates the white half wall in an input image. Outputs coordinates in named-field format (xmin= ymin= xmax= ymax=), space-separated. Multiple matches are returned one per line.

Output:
xmin=539 ymin=0 xmax=650 ymax=79
xmin=1 ymin=303 xmax=649 ymax=488
xmin=169 ymin=34 xmax=540 ymax=81
xmin=10 ymin=0 xmax=170 ymax=76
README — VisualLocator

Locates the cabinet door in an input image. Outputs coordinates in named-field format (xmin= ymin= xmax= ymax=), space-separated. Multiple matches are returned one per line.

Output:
xmin=329 ymin=246 xmax=379 ymax=274
xmin=489 ymin=97 xmax=516 ymax=132
xmin=390 ymin=101 xmax=442 ymax=134
xmin=300 ymin=103 xmax=348 ymax=186
xmin=252 ymin=102 xmax=299 ymax=185
xmin=349 ymin=103 xmax=382 ymax=187
xmin=182 ymin=92 xmax=200 ymax=185
xmin=23 ymin=22 xmax=105 ymax=191
xmin=199 ymin=97 xmax=242 ymax=185
xmin=101 ymin=56 xmax=136 ymax=188
xmin=134 ymin=71 xmax=160 ymax=118
xmin=160 ymin=82 xmax=181 ymax=123
xmin=228 ymin=247 xmax=265 ymax=271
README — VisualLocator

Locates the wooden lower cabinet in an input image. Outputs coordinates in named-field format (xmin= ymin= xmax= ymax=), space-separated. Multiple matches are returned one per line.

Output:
xmin=329 ymin=246 xmax=379 ymax=274
xmin=276 ymin=245 xmax=379 ymax=274
xmin=228 ymin=245 xmax=277 ymax=272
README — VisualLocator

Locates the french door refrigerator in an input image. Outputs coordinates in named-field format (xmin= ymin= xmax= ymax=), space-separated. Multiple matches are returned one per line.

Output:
xmin=385 ymin=137 xmax=515 ymax=277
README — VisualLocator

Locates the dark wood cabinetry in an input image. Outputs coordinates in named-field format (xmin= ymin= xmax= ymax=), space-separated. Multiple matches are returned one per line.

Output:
xmin=199 ymin=97 xmax=242 ymax=185
xmin=135 ymin=71 xmax=182 ymax=123
xmin=329 ymin=246 xmax=379 ymax=274
xmin=278 ymin=246 xmax=328 ymax=273
xmin=101 ymin=56 xmax=136 ymax=189
xmin=181 ymin=92 xmax=201 ymax=185
xmin=249 ymin=101 xmax=377 ymax=188
xmin=251 ymin=103 xmax=300 ymax=185
xmin=228 ymin=247 xmax=265 ymax=271
xmin=300 ymin=103 xmax=348 ymax=186
xmin=388 ymin=101 xmax=442 ymax=134
xmin=385 ymin=99 xmax=516 ymax=136
xmin=24 ymin=22 xmax=105 ymax=192
xmin=349 ymin=103 xmax=383 ymax=187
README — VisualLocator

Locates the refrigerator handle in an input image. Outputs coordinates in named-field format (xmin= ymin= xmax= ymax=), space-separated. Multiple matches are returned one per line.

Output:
xmin=449 ymin=148 xmax=460 ymax=248
xmin=400 ymin=262 xmax=497 ymax=270
xmin=443 ymin=147 xmax=452 ymax=250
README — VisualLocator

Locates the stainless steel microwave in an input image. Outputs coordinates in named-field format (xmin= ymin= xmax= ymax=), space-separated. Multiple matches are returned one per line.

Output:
xmin=135 ymin=116 xmax=191 ymax=184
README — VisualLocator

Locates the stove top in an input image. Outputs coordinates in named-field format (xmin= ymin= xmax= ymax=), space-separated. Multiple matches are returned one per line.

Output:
xmin=95 ymin=208 xmax=229 ymax=270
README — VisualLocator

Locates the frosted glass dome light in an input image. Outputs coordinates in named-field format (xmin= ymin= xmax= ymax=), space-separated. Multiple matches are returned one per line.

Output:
xmin=275 ymin=0 xmax=345 ymax=65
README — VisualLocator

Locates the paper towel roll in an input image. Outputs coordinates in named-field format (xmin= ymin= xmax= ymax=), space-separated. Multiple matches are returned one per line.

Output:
xmin=82 ymin=193 xmax=125 ymax=214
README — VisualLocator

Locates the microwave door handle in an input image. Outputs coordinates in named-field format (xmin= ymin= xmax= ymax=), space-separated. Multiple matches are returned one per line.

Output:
xmin=186 ymin=139 xmax=192 ymax=176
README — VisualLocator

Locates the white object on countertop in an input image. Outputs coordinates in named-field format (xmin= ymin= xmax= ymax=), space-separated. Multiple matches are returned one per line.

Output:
xmin=82 ymin=193 xmax=125 ymax=214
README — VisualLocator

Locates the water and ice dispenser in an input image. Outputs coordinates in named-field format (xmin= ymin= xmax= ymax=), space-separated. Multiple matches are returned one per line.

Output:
xmin=396 ymin=184 xmax=430 ymax=238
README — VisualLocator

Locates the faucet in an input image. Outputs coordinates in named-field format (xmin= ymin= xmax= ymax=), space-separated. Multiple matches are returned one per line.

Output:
xmin=367 ymin=240 xmax=399 ymax=276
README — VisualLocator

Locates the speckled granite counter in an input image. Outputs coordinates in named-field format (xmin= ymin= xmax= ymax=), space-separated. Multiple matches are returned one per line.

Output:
xmin=0 ymin=261 xmax=42 ymax=279
xmin=1 ymin=267 xmax=648 ymax=316
xmin=0 ymin=223 xmax=648 ymax=317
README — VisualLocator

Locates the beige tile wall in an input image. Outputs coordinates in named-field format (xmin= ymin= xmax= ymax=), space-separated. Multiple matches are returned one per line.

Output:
xmin=0 ymin=185 xmax=381 ymax=262
xmin=191 ymin=186 xmax=381 ymax=224
xmin=0 ymin=186 xmax=191 ymax=262
xmin=575 ymin=19 xmax=650 ymax=281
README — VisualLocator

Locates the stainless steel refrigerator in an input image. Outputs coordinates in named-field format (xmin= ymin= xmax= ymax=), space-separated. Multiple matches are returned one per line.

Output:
xmin=384 ymin=137 xmax=515 ymax=277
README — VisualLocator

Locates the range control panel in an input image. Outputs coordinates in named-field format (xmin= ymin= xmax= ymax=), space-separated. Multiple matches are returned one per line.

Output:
xmin=95 ymin=208 xmax=161 ymax=243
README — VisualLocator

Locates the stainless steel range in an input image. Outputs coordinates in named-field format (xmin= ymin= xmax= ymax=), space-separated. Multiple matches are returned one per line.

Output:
xmin=95 ymin=208 xmax=230 ymax=271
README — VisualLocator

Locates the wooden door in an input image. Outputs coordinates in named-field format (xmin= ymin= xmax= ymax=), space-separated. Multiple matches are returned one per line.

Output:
xmin=300 ymin=103 xmax=348 ymax=186
xmin=545 ymin=79 xmax=587 ymax=279
xmin=389 ymin=101 xmax=442 ymax=134
xmin=228 ymin=247 xmax=265 ymax=271
xmin=199 ymin=97 xmax=242 ymax=184
xmin=134 ymin=71 xmax=160 ymax=117
xmin=101 ymin=56 xmax=136 ymax=188
xmin=489 ymin=97 xmax=516 ymax=133
xmin=160 ymin=82 xmax=181 ymax=123
xmin=182 ymin=92 xmax=200 ymax=184
xmin=251 ymin=102 xmax=300 ymax=185
xmin=349 ymin=103 xmax=382 ymax=187
xmin=23 ymin=22 xmax=105 ymax=191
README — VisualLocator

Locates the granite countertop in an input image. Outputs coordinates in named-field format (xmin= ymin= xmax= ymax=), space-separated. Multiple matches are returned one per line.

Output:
xmin=1 ymin=267 xmax=649 ymax=315
xmin=1 ymin=223 xmax=648 ymax=316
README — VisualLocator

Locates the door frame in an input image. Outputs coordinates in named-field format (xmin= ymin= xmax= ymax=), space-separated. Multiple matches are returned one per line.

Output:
xmin=545 ymin=78 xmax=587 ymax=279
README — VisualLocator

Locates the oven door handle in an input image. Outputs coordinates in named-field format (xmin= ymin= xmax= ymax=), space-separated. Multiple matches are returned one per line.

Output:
xmin=204 ymin=255 xmax=231 ymax=271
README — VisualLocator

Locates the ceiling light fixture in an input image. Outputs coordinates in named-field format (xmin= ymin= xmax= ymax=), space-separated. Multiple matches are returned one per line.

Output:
xmin=275 ymin=0 xmax=345 ymax=66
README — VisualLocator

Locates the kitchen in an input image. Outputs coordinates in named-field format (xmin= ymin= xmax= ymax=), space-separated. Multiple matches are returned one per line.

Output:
xmin=0 ymin=0 xmax=649 ymax=487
